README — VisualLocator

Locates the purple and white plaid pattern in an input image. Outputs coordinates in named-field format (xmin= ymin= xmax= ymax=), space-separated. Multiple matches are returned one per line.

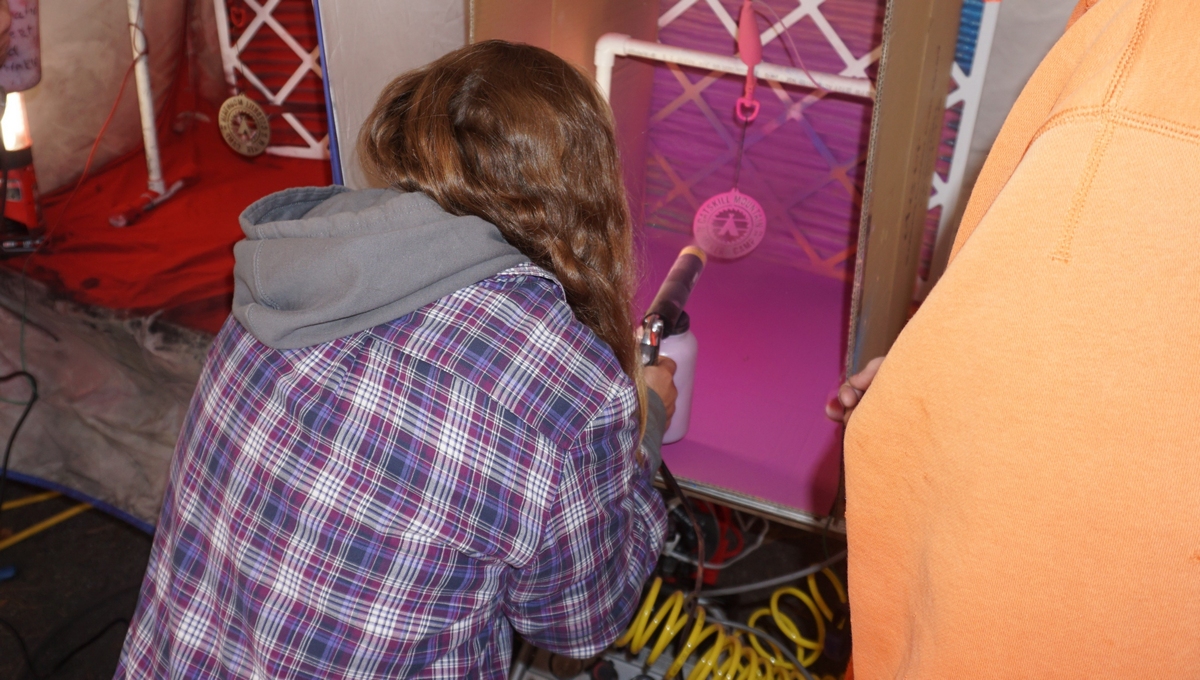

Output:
xmin=116 ymin=264 xmax=666 ymax=679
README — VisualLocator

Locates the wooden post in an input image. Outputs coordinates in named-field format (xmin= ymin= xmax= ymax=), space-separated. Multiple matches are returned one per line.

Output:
xmin=846 ymin=0 xmax=963 ymax=375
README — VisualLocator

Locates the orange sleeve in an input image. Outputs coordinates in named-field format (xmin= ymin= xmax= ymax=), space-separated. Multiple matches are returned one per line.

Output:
xmin=844 ymin=1 xmax=1200 ymax=677
xmin=949 ymin=0 xmax=1114 ymax=263
xmin=1066 ymin=0 xmax=1100 ymax=30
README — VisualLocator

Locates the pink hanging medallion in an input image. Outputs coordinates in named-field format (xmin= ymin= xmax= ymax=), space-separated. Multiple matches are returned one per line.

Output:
xmin=692 ymin=0 xmax=768 ymax=261
xmin=692 ymin=188 xmax=767 ymax=260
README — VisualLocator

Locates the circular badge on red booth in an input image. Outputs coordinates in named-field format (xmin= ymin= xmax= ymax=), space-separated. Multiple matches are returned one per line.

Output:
xmin=219 ymin=94 xmax=271 ymax=157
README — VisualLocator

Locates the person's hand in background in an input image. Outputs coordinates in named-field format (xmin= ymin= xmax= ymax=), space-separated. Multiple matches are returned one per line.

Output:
xmin=825 ymin=356 xmax=884 ymax=424
xmin=644 ymin=355 xmax=678 ymax=428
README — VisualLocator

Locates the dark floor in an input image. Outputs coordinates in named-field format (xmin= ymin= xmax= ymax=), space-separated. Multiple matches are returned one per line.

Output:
xmin=0 ymin=482 xmax=153 ymax=680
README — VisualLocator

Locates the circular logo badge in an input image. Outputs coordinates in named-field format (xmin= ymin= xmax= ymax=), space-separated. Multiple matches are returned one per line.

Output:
xmin=692 ymin=189 xmax=766 ymax=259
xmin=219 ymin=94 xmax=271 ymax=157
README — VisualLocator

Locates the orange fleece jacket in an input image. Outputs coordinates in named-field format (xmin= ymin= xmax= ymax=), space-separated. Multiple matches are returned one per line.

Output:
xmin=844 ymin=0 xmax=1200 ymax=676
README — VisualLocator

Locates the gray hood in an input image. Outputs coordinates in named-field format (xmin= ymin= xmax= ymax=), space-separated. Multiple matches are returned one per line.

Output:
xmin=232 ymin=186 xmax=530 ymax=349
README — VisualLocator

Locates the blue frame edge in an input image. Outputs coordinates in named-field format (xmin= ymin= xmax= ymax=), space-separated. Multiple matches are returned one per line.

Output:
xmin=6 ymin=471 xmax=156 ymax=535
xmin=312 ymin=0 xmax=343 ymax=185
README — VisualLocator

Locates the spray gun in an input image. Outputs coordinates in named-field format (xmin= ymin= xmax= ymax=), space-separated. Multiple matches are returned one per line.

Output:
xmin=641 ymin=246 xmax=709 ymax=596
xmin=641 ymin=246 xmax=706 ymax=443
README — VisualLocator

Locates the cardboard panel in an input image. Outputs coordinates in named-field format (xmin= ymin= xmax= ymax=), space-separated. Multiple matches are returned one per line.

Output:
xmin=473 ymin=0 xmax=658 ymax=76
xmin=470 ymin=0 xmax=553 ymax=57
xmin=314 ymin=0 xmax=466 ymax=187
xmin=472 ymin=0 xmax=658 ymax=226
xmin=847 ymin=0 xmax=963 ymax=374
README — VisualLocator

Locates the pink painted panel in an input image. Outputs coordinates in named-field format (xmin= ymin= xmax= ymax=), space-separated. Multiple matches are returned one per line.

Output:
xmin=637 ymin=228 xmax=848 ymax=513
xmin=633 ymin=0 xmax=888 ymax=514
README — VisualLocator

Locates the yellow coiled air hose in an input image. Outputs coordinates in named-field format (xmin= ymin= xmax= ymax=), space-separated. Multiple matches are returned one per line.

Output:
xmin=614 ymin=569 xmax=848 ymax=680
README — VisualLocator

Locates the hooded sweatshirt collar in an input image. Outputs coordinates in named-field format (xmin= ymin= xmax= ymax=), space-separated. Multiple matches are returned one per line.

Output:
xmin=232 ymin=186 xmax=530 ymax=349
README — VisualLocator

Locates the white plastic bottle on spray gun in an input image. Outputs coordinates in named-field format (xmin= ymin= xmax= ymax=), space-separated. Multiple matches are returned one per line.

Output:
xmin=640 ymin=246 xmax=706 ymax=443
xmin=659 ymin=311 xmax=697 ymax=443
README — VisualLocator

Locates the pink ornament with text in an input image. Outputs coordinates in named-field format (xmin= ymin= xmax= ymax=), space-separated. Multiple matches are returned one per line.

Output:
xmin=692 ymin=188 xmax=766 ymax=260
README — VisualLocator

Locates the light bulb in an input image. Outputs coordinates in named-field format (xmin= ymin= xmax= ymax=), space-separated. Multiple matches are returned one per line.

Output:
xmin=2 ymin=92 xmax=31 ymax=152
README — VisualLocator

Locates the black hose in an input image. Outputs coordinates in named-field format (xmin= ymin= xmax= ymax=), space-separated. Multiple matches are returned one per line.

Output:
xmin=0 ymin=370 xmax=38 ymax=529
xmin=659 ymin=461 xmax=705 ymax=604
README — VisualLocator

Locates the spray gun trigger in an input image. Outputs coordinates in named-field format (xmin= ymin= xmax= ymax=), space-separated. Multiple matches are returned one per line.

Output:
xmin=641 ymin=314 xmax=665 ymax=366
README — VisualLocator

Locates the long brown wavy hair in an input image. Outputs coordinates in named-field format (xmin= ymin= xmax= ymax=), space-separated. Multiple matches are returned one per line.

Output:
xmin=359 ymin=40 xmax=644 ymax=414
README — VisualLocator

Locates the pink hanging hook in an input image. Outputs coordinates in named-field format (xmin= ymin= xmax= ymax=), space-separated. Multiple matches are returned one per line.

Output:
xmin=736 ymin=97 xmax=760 ymax=122
xmin=736 ymin=0 xmax=761 ymax=122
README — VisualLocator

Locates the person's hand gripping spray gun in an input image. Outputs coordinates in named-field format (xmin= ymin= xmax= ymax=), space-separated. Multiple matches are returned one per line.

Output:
xmin=641 ymin=246 xmax=706 ymax=444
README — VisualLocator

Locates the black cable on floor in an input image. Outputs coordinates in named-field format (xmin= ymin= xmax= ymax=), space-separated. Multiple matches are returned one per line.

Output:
xmin=24 ymin=583 xmax=143 ymax=675
xmin=46 ymin=617 xmax=130 ymax=676
xmin=0 ymin=370 xmax=38 ymax=531
xmin=821 ymin=511 xmax=835 ymax=562
xmin=0 ymin=616 xmax=36 ymax=677
xmin=0 ymin=615 xmax=130 ymax=679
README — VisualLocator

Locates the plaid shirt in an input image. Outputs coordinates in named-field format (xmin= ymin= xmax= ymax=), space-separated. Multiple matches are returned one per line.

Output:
xmin=116 ymin=264 xmax=666 ymax=679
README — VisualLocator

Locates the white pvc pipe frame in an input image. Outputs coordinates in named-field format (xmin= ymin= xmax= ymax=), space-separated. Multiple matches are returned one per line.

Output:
xmin=917 ymin=0 xmax=1001 ymax=297
xmin=127 ymin=0 xmax=164 ymax=196
xmin=593 ymin=33 xmax=874 ymax=104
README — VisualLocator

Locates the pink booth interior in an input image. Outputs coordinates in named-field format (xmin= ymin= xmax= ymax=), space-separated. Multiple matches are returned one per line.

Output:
xmin=636 ymin=231 xmax=849 ymax=515
xmin=631 ymin=0 xmax=887 ymax=515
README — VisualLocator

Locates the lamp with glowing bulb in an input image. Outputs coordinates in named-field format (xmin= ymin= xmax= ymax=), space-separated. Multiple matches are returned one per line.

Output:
xmin=0 ymin=90 xmax=43 ymax=255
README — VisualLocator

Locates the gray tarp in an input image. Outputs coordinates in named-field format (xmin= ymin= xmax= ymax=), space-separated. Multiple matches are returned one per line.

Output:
xmin=0 ymin=269 xmax=208 ymax=526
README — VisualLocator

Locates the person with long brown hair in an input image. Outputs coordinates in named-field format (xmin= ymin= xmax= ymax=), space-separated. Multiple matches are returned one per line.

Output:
xmin=115 ymin=40 xmax=676 ymax=679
